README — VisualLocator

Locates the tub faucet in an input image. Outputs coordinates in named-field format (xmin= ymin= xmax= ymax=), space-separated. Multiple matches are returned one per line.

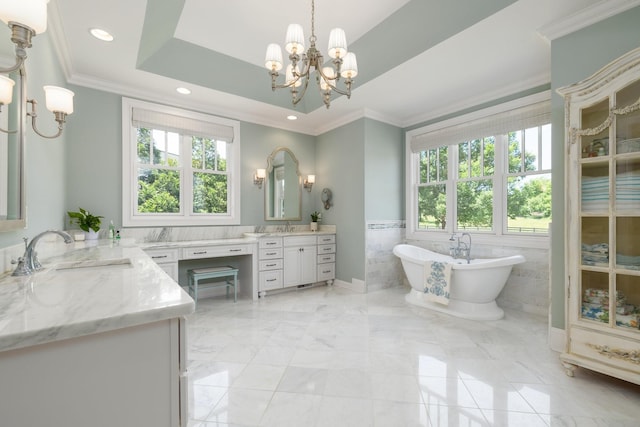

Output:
xmin=449 ymin=232 xmax=472 ymax=264
xmin=12 ymin=230 xmax=74 ymax=276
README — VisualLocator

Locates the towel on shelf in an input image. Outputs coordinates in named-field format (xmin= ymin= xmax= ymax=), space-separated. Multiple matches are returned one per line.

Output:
xmin=423 ymin=261 xmax=452 ymax=305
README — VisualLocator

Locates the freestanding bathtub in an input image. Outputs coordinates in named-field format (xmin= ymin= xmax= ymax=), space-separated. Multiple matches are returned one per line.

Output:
xmin=393 ymin=244 xmax=525 ymax=320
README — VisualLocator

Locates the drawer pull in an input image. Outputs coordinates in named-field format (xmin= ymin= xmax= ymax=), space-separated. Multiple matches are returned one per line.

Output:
xmin=266 ymin=252 xmax=277 ymax=256
xmin=322 ymin=248 xmax=332 ymax=252
xmin=322 ymin=270 xmax=331 ymax=274
xmin=267 ymin=278 xmax=277 ymax=282
xmin=266 ymin=263 xmax=277 ymax=267
xmin=193 ymin=251 xmax=207 ymax=255
xmin=152 ymin=255 xmax=168 ymax=259
xmin=266 ymin=242 xmax=277 ymax=245
xmin=229 ymin=248 xmax=243 ymax=252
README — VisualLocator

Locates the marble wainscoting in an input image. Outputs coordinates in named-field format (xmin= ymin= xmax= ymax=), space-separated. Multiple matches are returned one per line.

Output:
xmin=365 ymin=220 xmax=406 ymax=292
xmin=405 ymin=239 xmax=550 ymax=317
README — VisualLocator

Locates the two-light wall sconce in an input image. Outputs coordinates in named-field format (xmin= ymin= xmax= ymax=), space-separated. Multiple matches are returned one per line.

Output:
xmin=0 ymin=0 xmax=75 ymax=139
xmin=253 ymin=169 xmax=316 ymax=192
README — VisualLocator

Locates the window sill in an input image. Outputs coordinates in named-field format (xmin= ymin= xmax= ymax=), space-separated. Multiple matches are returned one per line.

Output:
xmin=406 ymin=230 xmax=550 ymax=249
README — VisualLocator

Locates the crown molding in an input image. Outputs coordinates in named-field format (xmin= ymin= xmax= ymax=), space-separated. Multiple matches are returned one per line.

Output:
xmin=47 ymin=0 xmax=74 ymax=81
xmin=402 ymin=72 xmax=550 ymax=129
xmin=538 ymin=0 xmax=640 ymax=42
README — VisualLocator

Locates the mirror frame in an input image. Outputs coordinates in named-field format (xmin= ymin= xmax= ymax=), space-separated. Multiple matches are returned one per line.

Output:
xmin=0 ymin=65 xmax=25 ymax=232
xmin=264 ymin=147 xmax=302 ymax=221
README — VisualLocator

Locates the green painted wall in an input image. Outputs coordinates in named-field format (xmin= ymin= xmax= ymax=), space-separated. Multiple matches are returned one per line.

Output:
xmin=316 ymin=119 xmax=366 ymax=282
xmin=550 ymin=6 xmax=640 ymax=329
xmin=364 ymin=119 xmax=404 ymax=220
xmin=0 ymin=29 xmax=69 ymax=249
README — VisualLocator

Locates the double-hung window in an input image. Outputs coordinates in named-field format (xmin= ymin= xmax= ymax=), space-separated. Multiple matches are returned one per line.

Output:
xmin=407 ymin=94 xmax=551 ymax=239
xmin=122 ymin=98 xmax=241 ymax=226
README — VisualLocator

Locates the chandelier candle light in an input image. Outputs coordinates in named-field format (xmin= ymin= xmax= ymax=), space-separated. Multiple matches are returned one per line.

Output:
xmin=264 ymin=0 xmax=358 ymax=109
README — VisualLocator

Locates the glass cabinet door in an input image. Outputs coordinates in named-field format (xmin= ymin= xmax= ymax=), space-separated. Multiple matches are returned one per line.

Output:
xmin=611 ymin=78 xmax=640 ymax=331
xmin=579 ymin=98 xmax=613 ymax=325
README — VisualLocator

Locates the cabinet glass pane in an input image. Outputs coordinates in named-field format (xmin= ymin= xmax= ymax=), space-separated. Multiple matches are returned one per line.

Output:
xmin=616 ymin=217 xmax=640 ymax=270
xmin=615 ymin=274 xmax=640 ymax=330
xmin=615 ymin=78 xmax=640 ymax=155
xmin=581 ymin=271 xmax=610 ymax=324
xmin=580 ymin=99 xmax=610 ymax=158
xmin=615 ymin=158 xmax=640 ymax=213
xmin=581 ymin=217 xmax=609 ymax=267
xmin=581 ymin=163 xmax=609 ymax=213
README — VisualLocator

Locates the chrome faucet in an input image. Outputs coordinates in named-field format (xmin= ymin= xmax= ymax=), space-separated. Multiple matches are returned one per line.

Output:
xmin=449 ymin=232 xmax=472 ymax=264
xmin=12 ymin=230 xmax=74 ymax=276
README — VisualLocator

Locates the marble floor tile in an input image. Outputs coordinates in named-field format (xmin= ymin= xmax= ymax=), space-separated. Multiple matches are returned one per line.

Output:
xmin=185 ymin=286 xmax=640 ymax=427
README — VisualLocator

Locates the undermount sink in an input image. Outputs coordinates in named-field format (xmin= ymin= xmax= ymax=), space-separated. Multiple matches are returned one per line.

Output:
xmin=55 ymin=258 xmax=133 ymax=271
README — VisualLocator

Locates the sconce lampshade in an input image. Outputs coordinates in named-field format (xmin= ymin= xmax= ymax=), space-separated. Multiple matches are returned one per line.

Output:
xmin=0 ymin=0 xmax=50 ymax=34
xmin=256 ymin=169 xmax=266 ymax=179
xmin=0 ymin=75 xmax=15 ymax=105
xmin=307 ymin=175 xmax=316 ymax=184
xmin=43 ymin=85 xmax=74 ymax=114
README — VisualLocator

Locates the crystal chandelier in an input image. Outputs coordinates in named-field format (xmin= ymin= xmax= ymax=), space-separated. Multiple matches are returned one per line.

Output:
xmin=264 ymin=0 xmax=358 ymax=109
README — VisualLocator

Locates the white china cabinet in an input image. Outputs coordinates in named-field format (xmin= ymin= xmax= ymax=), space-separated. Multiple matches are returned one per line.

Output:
xmin=557 ymin=47 xmax=640 ymax=385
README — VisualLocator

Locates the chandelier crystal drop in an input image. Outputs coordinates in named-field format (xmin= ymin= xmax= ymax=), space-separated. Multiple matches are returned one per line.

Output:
xmin=264 ymin=0 xmax=358 ymax=109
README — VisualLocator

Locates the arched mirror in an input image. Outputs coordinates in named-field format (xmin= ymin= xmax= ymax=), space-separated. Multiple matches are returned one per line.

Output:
xmin=265 ymin=147 xmax=301 ymax=221
xmin=0 ymin=67 xmax=25 ymax=231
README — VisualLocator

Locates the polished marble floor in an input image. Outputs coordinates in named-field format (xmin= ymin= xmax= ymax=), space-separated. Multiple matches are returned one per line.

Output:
xmin=186 ymin=285 xmax=640 ymax=426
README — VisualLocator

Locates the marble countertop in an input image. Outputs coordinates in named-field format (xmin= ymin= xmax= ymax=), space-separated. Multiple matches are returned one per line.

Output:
xmin=139 ymin=231 xmax=335 ymax=250
xmin=0 ymin=239 xmax=194 ymax=353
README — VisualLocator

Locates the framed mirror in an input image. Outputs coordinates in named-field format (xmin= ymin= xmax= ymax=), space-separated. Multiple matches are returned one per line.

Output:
xmin=265 ymin=147 xmax=301 ymax=221
xmin=0 ymin=67 xmax=25 ymax=231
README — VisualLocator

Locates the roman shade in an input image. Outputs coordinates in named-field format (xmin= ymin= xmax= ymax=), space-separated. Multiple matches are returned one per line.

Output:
xmin=131 ymin=107 xmax=235 ymax=142
xmin=410 ymin=100 xmax=551 ymax=153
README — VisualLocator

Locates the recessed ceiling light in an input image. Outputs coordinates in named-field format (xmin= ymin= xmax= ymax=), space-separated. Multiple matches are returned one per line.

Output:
xmin=287 ymin=115 xmax=298 ymax=121
xmin=89 ymin=28 xmax=114 ymax=42
xmin=176 ymin=87 xmax=191 ymax=95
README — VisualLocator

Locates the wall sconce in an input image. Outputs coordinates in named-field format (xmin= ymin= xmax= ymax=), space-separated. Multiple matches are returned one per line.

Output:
xmin=303 ymin=174 xmax=315 ymax=192
xmin=0 ymin=0 xmax=75 ymax=139
xmin=254 ymin=168 xmax=266 ymax=189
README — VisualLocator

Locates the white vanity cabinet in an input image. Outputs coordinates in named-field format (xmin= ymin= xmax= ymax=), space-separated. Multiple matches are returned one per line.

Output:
xmin=258 ymin=237 xmax=284 ymax=293
xmin=145 ymin=247 xmax=179 ymax=282
xmin=284 ymin=235 xmax=317 ymax=287
xmin=558 ymin=47 xmax=640 ymax=385
xmin=317 ymin=234 xmax=336 ymax=285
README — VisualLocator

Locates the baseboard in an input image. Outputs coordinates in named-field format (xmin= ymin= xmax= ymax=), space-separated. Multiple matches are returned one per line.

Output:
xmin=549 ymin=326 xmax=566 ymax=352
xmin=334 ymin=278 xmax=366 ymax=293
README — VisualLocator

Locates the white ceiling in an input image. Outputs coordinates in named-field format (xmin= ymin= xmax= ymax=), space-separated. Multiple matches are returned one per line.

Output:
xmin=43 ymin=0 xmax=627 ymax=135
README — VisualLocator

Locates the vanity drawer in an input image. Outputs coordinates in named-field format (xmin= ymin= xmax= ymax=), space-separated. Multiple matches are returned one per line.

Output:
xmin=259 ymin=259 xmax=283 ymax=271
xmin=259 ymin=238 xmax=282 ymax=249
xmin=259 ymin=270 xmax=283 ymax=291
xmin=318 ymin=244 xmax=336 ymax=255
xmin=284 ymin=235 xmax=317 ymax=247
xmin=317 ymin=234 xmax=335 ymax=244
xmin=145 ymin=248 xmax=179 ymax=263
xmin=318 ymin=253 xmax=335 ymax=264
xmin=317 ymin=263 xmax=335 ymax=281
xmin=259 ymin=248 xmax=283 ymax=259
xmin=181 ymin=244 xmax=250 ymax=259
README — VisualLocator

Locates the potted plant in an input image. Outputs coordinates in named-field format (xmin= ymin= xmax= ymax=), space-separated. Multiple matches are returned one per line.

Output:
xmin=310 ymin=211 xmax=321 ymax=232
xmin=67 ymin=208 xmax=103 ymax=240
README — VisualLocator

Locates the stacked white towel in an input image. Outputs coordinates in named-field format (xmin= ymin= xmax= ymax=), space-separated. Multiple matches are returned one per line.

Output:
xmin=582 ymin=243 xmax=608 ymax=267
xmin=582 ymin=176 xmax=609 ymax=211
xmin=615 ymin=170 xmax=640 ymax=211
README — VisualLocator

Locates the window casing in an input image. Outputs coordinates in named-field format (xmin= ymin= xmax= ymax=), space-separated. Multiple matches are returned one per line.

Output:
xmin=407 ymin=94 xmax=552 ymax=243
xmin=122 ymin=98 xmax=241 ymax=226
